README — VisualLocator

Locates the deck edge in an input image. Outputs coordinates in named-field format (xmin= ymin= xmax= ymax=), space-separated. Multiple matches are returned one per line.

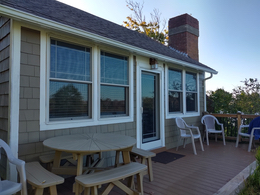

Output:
xmin=214 ymin=160 xmax=257 ymax=195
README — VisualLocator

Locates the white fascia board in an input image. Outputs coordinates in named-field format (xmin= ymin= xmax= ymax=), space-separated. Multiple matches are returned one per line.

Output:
xmin=0 ymin=4 xmax=218 ymax=74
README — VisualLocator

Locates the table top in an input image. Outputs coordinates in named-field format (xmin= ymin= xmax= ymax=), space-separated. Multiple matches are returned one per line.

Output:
xmin=43 ymin=133 xmax=136 ymax=153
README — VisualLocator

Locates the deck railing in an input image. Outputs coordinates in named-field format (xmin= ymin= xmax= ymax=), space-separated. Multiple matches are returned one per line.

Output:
xmin=207 ymin=112 xmax=259 ymax=139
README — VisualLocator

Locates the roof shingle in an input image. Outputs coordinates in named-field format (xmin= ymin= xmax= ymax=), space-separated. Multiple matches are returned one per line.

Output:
xmin=0 ymin=0 xmax=216 ymax=72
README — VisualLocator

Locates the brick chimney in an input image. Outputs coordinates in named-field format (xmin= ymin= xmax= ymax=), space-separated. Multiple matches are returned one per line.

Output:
xmin=168 ymin=14 xmax=199 ymax=61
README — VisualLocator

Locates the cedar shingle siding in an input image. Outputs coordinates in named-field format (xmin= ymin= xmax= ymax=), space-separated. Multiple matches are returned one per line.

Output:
xmin=0 ymin=16 xmax=10 ymax=179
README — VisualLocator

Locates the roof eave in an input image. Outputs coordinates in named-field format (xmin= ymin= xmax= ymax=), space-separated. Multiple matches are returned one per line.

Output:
xmin=0 ymin=4 xmax=217 ymax=74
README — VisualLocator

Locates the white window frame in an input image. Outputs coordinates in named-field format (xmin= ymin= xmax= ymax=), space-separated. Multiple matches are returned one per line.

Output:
xmin=99 ymin=50 xmax=130 ymax=118
xmin=185 ymin=71 xmax=198 ymax=113
xmin=40 ymin=33 xmax=134 ymax=130
xmin=165 ymin=65 xmax=200 ymax=119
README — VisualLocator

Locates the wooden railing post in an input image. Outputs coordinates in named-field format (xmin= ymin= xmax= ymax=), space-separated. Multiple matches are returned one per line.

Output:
xmin=237 ymin=111 xmax=242 ymax=141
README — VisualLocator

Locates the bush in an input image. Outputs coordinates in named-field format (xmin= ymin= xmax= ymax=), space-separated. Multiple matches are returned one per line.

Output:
xmin=239 ymin=148 xmax=260 ymax=194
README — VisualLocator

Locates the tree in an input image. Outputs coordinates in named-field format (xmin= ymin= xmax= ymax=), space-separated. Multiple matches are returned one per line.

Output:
xmin=207 ymin=78 xmax=260 ymax=114
xmin=123 ymin=0 xmax=168 ymax=45
xmin=50 ymin=84 xmax=86 ymax=118
xmin=232 ymin=78 xmax=260 ymax=114
xmin=207 ymin=88 xmax=234 ymax=113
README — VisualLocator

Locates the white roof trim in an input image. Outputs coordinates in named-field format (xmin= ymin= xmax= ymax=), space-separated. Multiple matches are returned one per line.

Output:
xmin=0 ymin=4 xmax=217 ymax=74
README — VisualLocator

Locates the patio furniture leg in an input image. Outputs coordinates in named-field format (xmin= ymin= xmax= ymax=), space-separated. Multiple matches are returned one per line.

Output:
xmin=235 ymin=133 xmax=240 ymax=147
xmin=115 ymin=151 xmax=120 ymax=167
xmin=199 ymin=136 xmax=204 ymax=151
xmin=136 ymin=172 xmax=144 ymax=194
xmin=183 ymin=138 xmax=186 ymax=148
xmin=49 ymin=186 xmax=58 ymax=195
xmin=206 ymin=131 xmax=209 ymax=145
xmin=91 ymin=186 xmax=98 ymax=195
xmin=35 ymin=188 xmax=44 ymax=195
xmin=248 ymin=135 xmax=254 ymax=152
xmin=191 ymin=136 xmax=197 ymax=155
xmin=84 ymin=187 xmax=90 ymax=195
xmin=215 ymin=134 xmax=217 ymax=142
xmin=176 ymin=137 xmax=181 ymax=151
xmin=147 ymin=157 xmax=154 ymax=182
xmin=222 ymin=131 xmax=226 ymax=145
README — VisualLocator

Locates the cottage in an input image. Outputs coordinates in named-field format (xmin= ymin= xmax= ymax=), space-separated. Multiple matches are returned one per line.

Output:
xmin=0 ymin=0 xmax=217 ymax=180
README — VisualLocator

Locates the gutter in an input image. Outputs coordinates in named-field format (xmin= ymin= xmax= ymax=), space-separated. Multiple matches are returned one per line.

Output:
xmin=203 ymin=73 xmax=214 ymax=112
xmin=0 ymin=4 xmax=218 ymax=74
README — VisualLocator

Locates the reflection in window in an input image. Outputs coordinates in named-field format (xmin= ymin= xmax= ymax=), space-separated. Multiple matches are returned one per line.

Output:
xmin=50 ymin=82 xmax=88 ymax=119
xmin=100 ymin=52 xmax=129 ymax=117
xmin=168 ymin=69 xmax=183 ymax=113
xmin=186 ymin=72 xmax=197 ymax=112
xmin=169 ymin=91 xmax=182 ymax=113
xmin=50 ymin=39 xmax=91 ymax=120
xmin=100 ymin=85 xmax=126 ymax=116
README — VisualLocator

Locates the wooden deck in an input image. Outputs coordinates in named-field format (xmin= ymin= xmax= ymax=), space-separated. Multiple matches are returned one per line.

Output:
xmin=53 ymin=141 xmax=256 ymax=195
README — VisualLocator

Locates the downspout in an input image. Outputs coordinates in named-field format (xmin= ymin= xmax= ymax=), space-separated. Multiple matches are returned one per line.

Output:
xmin=203 ymin=73 xmax=213 ymax=112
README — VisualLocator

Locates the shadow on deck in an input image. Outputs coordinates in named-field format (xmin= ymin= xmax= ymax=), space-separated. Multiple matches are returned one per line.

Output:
xmin=54 ymin=141 xmax=256 ymax=195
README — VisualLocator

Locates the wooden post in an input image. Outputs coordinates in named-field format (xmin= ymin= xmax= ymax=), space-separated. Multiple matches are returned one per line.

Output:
xmin=237 ymin=111 xmax=242 ymax=141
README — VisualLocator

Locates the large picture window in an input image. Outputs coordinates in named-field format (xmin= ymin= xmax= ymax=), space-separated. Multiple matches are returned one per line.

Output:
xmin=168 ymin=69 xmax=183 ymax=113
xmin=100 ymin=51 xmax=129 ymax=116
xmin=186 ymin=72 xmax=197 ymax=112
xmin=49 ymin=39 xmax=91 ymax=120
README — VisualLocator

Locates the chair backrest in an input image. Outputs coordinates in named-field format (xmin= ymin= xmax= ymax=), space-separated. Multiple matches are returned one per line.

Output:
xmin=175 ymin=117 xmax=189 ymax=136
xmin=0 ymin=139 xmax=16 ymax=163
xmin=201 ymin=115 xmax=217 ymax=129
xmin=0 ymin=139 xmax=27 ymax=195
xmin=249 ymin=116 xmax=260 ymax=133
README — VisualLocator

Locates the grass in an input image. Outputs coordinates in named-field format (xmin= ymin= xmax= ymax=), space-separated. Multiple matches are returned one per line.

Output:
xmin=239 ymin=148 xmax=260 ymax=195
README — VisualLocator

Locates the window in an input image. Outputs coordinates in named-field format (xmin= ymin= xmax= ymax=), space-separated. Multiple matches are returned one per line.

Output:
xmin=49 ymin=39 xmax=91 ymax=120
xmin=168 ymin=69 xmax=183 ymax=113
xmin=186 ymin=72 xmax=197 ymax=112
xmin=100 ymin=51 xmax=129 ymax=117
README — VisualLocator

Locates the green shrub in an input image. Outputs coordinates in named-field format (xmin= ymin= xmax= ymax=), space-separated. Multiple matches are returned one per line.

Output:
xmin=239 ymin=148 xmax=260 ymax=195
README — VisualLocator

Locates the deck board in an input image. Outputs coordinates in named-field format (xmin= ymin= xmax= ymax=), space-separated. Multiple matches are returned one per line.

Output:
xmin=53 ymin=141 xmax=256 ymax=195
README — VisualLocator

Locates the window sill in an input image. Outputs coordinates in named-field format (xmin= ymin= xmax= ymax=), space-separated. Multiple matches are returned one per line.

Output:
xmin=40 ymin=116 xmax=134 ymax=131
xmin=166 ymin=112 xmax=200 ymax=119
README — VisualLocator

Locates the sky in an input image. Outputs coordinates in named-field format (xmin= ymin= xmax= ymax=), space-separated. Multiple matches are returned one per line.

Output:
xmin=58 ymin=0 xmax=260 ymax=93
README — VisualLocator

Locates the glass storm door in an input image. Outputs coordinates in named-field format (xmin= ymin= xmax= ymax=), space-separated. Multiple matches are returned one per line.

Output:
xmin=141 ymin=71 xmax=160 ymax=143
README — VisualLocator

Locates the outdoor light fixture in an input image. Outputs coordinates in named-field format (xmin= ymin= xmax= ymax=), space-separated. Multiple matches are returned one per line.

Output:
xmin=149 ymin=58 xmax=158 ymax=69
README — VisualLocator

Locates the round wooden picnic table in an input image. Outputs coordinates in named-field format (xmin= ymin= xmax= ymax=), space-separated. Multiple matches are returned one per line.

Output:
xmin=43 ymin=133 xmax=136 ymax=176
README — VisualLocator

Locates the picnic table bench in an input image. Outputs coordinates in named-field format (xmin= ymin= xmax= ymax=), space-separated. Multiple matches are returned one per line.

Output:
xmin=25 ymin=161 xmax=64 ymax=195
xmin=75 ymin=162 xmax=147 ymax=195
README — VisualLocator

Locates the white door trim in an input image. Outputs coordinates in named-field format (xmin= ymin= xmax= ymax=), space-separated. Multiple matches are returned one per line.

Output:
xmin=136 ymin=65 xmax=165 ymax=150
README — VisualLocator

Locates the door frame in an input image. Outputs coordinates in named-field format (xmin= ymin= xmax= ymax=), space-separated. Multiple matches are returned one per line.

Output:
xmin=136 ymin=65 xmax=165 ymax=150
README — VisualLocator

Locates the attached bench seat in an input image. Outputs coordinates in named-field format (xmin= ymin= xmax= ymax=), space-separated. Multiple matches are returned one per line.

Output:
xmin=75 ymin=162 xmax=147 ymax=195
xmin=130 ymin=147 xmax=156 ymax=182
xmin=25 ymin=161 xmax=64 ymax=195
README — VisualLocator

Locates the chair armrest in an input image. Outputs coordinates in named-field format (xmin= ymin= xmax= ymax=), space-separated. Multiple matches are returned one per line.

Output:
xmin=186 ymin=125 xmax=201 ymax=135
xmin=180 ymin=127 xmax=193 ymax=135
xmin=240 ymin=125 xmax=249 ymax=128
xmin=215 ymin=120 xmax=223 ymax=126
xmin=251 ymin=127 xmax=260 ymax=136
xmin=9 ymin=157 xmax=27 ymax=194
xmin=238 ymin=125 xmax=249 ymax=133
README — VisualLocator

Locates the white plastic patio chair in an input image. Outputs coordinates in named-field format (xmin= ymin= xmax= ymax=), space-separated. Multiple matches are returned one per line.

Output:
xmin=175 ymin=117 xmax=204 ymax=155
xmin=201 ymin=115 xmax=226 ymax=146
xmin=236 ymin=117 xmax=260 ymax=152
xmin=0 ymin=139 xmax=27 ymax=195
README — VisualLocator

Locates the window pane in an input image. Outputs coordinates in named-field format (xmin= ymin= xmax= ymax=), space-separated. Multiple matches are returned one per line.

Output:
xmin=169 ymin=91 xmax=182 ymax=112
xmin=186 ymin=72 xmax=197 ymax=92
xmin=168 ymin=69 xmax=182 ymax=90
xmin=100 ymin=85 xmax=126 ymax=116
xmin=49 ymin=81 xmax=88 ymax=119
xmin=186 ymin=92 xmax=197 ymax=112
xmin=101 ymin=52 xmax=128 ymax=85
xmin=50 ymin=40 xmax=91 ymax=81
